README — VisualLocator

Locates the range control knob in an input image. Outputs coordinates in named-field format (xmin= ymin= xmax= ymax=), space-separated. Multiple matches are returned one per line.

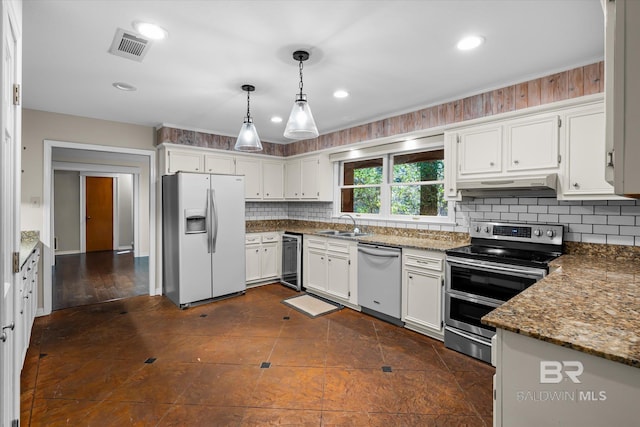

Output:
xmin=483 ymin=226 xmax=490 ymax=233
xmin=474 ymin=225 xmax=480 ymax=232
xmin=546 ymin=230 xmax=555 ymax=238
xmin=533 ymin=229 xmax=542 ymax=237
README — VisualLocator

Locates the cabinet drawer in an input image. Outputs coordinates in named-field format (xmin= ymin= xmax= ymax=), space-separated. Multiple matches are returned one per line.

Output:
xmin=327 ymin=239 xmax=350 ymax=254
xmin=261 ymin=233 xmax=279 ymax=243
xmin=245 ymin=234 xmax=261 ymax=245
xmin=404 ymin=254 xmax=443 ymax=271
xmin=306 ymin=237 xmax=327 ymax=250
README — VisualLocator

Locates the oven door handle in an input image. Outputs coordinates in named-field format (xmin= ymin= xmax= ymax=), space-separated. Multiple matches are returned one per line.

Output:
xmin=445 ymin=326 xmax=492 ymax=346
xmin=447 ymin=291 xmax=502 ymax=308
xmin=447 ymin=258 xmax=545 ymax=278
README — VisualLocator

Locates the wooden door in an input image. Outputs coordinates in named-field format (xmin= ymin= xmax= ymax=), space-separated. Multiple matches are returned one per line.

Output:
xmin=86 ymin=177 xmax=113 ymax=252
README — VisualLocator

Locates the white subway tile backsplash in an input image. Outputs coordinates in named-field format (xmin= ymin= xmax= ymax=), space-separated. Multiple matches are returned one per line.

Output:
xmin=500 ymin=213 xmax=519 ymax=221
xmin=548 ymin=205 xmax=571 ymax=214
xmin=620 ymin=226 xmax=640 ymax=236
xmin=509 ymin=205 xmax=528 ymax=213
xmin=607 ymin=235 xmax=635 ymax=246
xmin=594 ymin=205 xmax=621 ymax=215
xmin=621 ymin=206 xmax=640 ymax=215
xmin=570 ymin=205 xmax=594 ymax=215
xmin=538 ymin=198 xmax=559 ymax=205
xmin=492 ymin=205 xmax=509 ymax=212
xmin=568 ymin=224 xmax=592 ymax=233
xmin=582 ymin=234 xmax=607 ymax=244
xmin=559 ymin=214 xmax=582 ymax=223
xmin=608 ymin=200 xmax=637 ymax=206
xmin=485 ymin=212 xmax=501 ymax=220
xmin=500 ymin=198 xmax=518 ymax=205
xmin=518 ymin=213 xmax=538 ymax=222
xmin=537 ymin=214 xmax=559 ymax=223
xmin=564 ymin=232 xmax=581 ymax=241
xmin=593 ymin=225 xmax=619 ymax=235
xmin=528 ymin=205 xmax=548 ymax=214
xmin=609 ymin=215 xmax=635 ymax=226
xmin=518 ymin=198 xmax=539 ymax=204
xmin=581 ymin=215 xmax=607 ymax=225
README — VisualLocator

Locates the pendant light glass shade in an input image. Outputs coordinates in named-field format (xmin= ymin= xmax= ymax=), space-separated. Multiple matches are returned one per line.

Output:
xmin=284 ymin=50 xmax=319 ymax=140
xmin=234 ymin=84 xmax=263 ymax=152
xmin=235 ymin=117 xmax=262 ymax=152
xmin=284 ymin=94 xmax=318 ymax=139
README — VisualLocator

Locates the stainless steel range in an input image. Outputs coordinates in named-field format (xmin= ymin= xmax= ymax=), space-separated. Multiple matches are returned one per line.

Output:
xmin=444 ymin=221 xmax=564 ymax=363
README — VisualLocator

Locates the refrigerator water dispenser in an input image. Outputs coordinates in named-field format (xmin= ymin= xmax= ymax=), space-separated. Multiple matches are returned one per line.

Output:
xmin=185 ymin=209 xmax=206 ymax=234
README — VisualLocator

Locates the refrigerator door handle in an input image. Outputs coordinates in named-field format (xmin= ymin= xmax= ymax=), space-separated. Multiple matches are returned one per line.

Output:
xmin=210 ymin=188 xmax=219 ymax=253
xmin=206 ymin=189 xmax=212 ymax=254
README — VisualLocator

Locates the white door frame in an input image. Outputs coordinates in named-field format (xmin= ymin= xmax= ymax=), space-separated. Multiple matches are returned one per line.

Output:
xmin=0 ymin=0 xmax=20 ymax=423
xmin=52 ymin=163 xmax=141 ymax=256
xmin=43 ymin=140 xmax=157 ymax=316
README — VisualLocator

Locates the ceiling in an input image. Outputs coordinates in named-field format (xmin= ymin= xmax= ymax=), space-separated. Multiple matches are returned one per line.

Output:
xmin=23 ymin=0 xmax=604 ymax=144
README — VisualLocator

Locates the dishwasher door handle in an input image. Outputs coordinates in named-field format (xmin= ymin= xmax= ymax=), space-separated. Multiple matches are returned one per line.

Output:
xmin=357 ymin=247 xmax=400 ymax=258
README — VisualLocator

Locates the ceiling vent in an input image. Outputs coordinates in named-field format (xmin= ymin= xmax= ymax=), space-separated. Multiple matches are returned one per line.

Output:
xmin=108 ymin=28 xmax=152 ymax=62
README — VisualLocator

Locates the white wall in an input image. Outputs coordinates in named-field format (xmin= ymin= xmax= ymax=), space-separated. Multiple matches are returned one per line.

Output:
xmin=53 ymin=170 xmax=80 ymax=252
xmin=22 ymin=109 xmax=154 ymax=253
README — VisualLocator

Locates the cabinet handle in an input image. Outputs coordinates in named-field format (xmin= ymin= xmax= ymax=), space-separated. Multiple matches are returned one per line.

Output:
xmin=255 ymin=249 xmax=259 ymax=253
xmin=409 ymin=275 xmax=413 ymax=279
xmin=266 ymin=193 xmax=269 ymax=196
xmin=489 ymin=162 xmax=494 ymax=167
xmin=513 ymin=160 xmax=519 ymax=165
xmin=573 ymin=182 xmax=580 ymax=188
xmin=607 ymin=151 xmax=614 ymax=167
xmin=195 ymin=168 xmax=199 ymax=171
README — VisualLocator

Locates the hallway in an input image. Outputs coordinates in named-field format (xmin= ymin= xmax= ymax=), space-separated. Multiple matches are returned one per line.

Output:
xmin=52 ymin=251 xmax=148 ymax=310
xmin=22 ymin=284 xmax=493 ymax=426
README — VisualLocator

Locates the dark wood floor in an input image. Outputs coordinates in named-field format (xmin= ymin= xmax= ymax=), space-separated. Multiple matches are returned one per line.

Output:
xmin=22 ymin=284 xmax=494 ymax=426
xmin=52 ymin=251 xmax=149 ymax=310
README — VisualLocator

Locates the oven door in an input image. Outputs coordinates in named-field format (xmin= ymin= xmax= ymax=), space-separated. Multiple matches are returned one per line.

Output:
xmin=445 ymin=292 xmax=499 ymax=340
xmin=446 ymin=256 xmax=546 ymax=304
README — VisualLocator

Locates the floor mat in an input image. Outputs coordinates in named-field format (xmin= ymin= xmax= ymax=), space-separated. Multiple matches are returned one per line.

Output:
xmin=282 ymin=293 xmax=342 ymax=318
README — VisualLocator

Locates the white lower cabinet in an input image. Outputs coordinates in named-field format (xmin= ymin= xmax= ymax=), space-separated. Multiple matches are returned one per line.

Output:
xmin=303 ymin=236 xmax=356 ymax=306
xmin=401 ymin=248 xmax=444 ymax=340
xmin=245 ymin=232 xmax=280 ymax=285
xmin=18 ymin=247 xmax=40 ymax=367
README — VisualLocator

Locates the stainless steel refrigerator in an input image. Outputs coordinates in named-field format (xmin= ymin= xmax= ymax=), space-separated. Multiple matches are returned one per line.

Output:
xmin=162 ymin=172 xmax=246 ymax=308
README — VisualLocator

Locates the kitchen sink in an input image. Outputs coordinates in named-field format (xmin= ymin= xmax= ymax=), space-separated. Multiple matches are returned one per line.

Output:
xmin=316 ymin=229 xmax=341 ymax=235
xmin=336 ymin=231 xmax=370 ymax=237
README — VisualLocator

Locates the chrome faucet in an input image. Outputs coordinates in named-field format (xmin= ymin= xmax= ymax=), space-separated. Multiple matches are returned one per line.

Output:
xmin=339 ymin=214 xmax=360 ymax=234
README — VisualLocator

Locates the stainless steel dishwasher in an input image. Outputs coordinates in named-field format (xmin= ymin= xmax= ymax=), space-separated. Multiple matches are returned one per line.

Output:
xmin=357 ymin=243 xmax=403 ymax=326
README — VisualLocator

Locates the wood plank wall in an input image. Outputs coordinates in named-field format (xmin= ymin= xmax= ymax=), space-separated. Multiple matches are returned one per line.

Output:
xmin=157 ymin=61 xmax=604 ymax=157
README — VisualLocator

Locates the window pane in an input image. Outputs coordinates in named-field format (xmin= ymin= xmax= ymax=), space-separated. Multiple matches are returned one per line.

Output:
xmin=393 ymin=149 xmax=444 ymax=183
xmin=343 ymin=158 xmax=383 ymax=185
xmin=391 ymin=184 xmax=447 ymax=216
xmin=341 ymin=187 xmax=380 ymax=214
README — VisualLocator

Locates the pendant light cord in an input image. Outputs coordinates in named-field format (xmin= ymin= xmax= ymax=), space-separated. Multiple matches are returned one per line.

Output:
xmin=298 ymin=59 xmax=304 ymax=98
xmin=246 ymin=89 xmax=251 ymax=120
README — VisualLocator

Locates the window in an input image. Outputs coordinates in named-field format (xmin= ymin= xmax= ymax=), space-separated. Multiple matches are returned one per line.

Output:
xmin=340 ymin=158 xmax=383 ymax=214
xmin=390 ymin=149 xmax=447 ymax=217
xmin=338 ymin=145 xmax=452 ymax=223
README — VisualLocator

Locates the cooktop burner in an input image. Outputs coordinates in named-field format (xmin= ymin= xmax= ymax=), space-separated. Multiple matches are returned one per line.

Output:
xmin=446 ymin=244 xmax=560 ymax=267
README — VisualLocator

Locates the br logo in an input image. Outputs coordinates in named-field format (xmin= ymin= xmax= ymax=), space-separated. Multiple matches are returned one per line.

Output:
xmin=540 ymin=361 xmax=584 ymax=384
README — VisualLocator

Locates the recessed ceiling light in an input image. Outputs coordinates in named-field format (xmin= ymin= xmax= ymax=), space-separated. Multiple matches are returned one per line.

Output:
xmin=112 ymin=82 xmax=137 ymax=91
xmin=457 ymin=35 xmax=484 ymax=51
xmin=133 ymin=21 xmax=168 ymax=40
xmin=270 ymin=116 xmax=283 ymax=123
xmin=333 ymin=90 xmax=349 ymax=99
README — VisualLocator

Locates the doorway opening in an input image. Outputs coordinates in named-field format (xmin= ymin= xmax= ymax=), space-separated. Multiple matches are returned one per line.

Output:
xmin=43 ymin=140 xmax=158 ymax=316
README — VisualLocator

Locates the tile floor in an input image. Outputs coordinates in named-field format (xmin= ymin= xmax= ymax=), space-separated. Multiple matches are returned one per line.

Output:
xmin=21 ymin=284 xmax=494 ymax=426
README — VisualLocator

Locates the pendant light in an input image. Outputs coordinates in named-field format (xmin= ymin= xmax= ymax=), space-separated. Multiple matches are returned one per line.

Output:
xmin=284 ymin=50 xmax=319 ymax=140
xmin=234 ymin=84 xmax=263 ymax=152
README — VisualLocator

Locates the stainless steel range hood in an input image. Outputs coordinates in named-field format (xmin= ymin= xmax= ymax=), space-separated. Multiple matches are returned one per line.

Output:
xmin=457 ymin=173 xmax=558 ymax=198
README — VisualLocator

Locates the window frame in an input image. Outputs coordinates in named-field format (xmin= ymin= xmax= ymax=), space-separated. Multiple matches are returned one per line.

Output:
xmin=335 ymin=144 xmax=454 ymax=225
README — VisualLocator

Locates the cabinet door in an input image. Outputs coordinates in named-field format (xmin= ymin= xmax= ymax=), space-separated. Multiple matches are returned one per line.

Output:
xmin=563 ymin=106 xmax=614 ymax=197
xmin=457 ymin=125 xmax=502 ymax=176
xmin=262 ymin=161 xmax=284 ymax=199
xmin=245 ymin=245 xmax=261 ymax=282
xmin=306 ymin=249 xmax=327 ymax=291
xmin=168 ymin=151 xmax=203 ymax=173
xmin=301 ymin=157 xmax=319 ymax=199
xmin=404 ymin=268 xmax=442 ymax=332
xmin=205 ymin=154 xmax=235 ymax=174
xmin=327 ymin=252 xmax=350 ymax=299
xmin=506 ymin=115 xmax=560 ymax=172
xmin=284 ymin=160 xmax=301 ymax=198
xmin=261 ymin=243 xmax=279 ymax=279
xmin=235 ymin=158 xmax=262 ymax=199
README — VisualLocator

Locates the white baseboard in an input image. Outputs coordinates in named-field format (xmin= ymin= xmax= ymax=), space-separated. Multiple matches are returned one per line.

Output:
xmin=118 ymin=245 xmax=133 ymax=251
xmin=55 ymin=249 xmax=81 ymax=255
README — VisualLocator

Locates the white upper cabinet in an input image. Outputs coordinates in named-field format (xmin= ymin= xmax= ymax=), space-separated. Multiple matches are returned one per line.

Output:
xmin=166 ymin=150 xmax=203 ymax=174
xmin=235 ymin=157 xmax=262 ymax=200
xmin=605 ymin=0 xmax=640 ymax=197
xmin=457 ymin=123 xmax=502 ymax=177
xmin=205 ymin=153 xmax=235 ymax=174
xmin=284 ymin=159 xmax=301 ymax=198
xmin=505 ymin=114 xmax=560 ymax=172
xmin=262 ymin=160 xmax=284 ymax=200
xmin=301 ymin=157 xmax=320 ymax=199
xmin=558 ymin=100 xmax=624 ymax=200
